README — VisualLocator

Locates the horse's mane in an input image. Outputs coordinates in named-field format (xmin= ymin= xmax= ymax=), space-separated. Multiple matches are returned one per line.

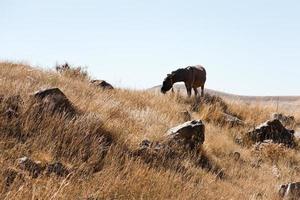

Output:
xmin=171 ymin=68 xmax=186 ymax=75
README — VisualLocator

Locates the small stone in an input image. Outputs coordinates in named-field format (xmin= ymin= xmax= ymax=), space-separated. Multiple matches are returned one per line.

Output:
xmin=222 ymin=113 xmax=244 ymax=127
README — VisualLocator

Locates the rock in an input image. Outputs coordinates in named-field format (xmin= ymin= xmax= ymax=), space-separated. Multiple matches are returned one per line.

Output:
xmin=234 ymin=136 xmax=244 ymax=145
xmin=279 ymin=182 xmax=300 ymax=200
xmin=229 ymin=151 xmax=241 ymax=161
xmin=90 ymin=80 xmax=114 ymax=90
xmin=18 ymin=157 xmax=70 ymax=178
xmin=3 ymin=108 xmax=19 ymax=119
xmin=46 ymin=162 xmax=69 ymax=177
xmin=248 ymin=119 xmax=295 ymax=147
xmin=166 ymin=120 xmax=205 ymax=150
xmin=31 ymin=88 xmax=77 ymax=117
xmin=222 ymin=113 xmax=244 ymax=127
xmin=18 ymin=157 xmax=44 ymax=178
xmin=272 ymin=113 xmax=295 ymax=126
xmin=139 ymin=139 xmax=152 ymax=149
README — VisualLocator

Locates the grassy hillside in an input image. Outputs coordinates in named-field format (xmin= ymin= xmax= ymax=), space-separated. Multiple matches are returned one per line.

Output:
xmin=0 ymin=62 xmax=299 ymax=200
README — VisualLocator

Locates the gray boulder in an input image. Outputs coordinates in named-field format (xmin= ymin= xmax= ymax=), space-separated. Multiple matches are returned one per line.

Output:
xmin=166 ymin=120 xmax=205 ymax=150
xmin=248 ymin=119 xmax=295 ymax=147
xmin=279 ymin=182 xmax=300 ymax=200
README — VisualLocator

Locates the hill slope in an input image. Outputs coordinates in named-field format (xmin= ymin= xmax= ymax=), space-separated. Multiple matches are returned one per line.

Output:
xmin=0 ymin=62 xmax=299 ymax=200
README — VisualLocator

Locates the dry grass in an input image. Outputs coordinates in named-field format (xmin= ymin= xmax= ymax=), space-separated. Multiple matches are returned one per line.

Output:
xmin=0 ymin=62 xmax=299 ymax=200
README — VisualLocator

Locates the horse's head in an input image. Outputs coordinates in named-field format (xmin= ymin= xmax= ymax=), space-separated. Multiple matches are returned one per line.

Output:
xmin=161 ymin=74 xmax=174 ymax=94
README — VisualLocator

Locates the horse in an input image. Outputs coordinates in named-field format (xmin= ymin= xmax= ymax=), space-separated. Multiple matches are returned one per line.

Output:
xmin=161 ymin=65 xmax=206 ymax=97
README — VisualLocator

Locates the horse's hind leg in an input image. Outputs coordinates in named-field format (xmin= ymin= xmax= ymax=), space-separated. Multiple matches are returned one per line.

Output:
xmin=193 ymin=88 xmax=198 ymax=96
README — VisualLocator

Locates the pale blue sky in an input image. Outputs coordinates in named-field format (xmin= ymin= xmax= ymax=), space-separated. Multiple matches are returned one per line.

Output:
xmin=1 ymin=0 xmax=300 ymax=95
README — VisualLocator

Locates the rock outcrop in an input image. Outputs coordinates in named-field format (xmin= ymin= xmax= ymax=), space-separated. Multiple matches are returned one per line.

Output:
xmin=137 ymin=120 xmax=205 ymax=155
xmin=166 ymin=120 xmax=205 ymax=150
xmin=248 ymin=119 xmax=295 ymax=147
xmin=135 ymin=120 xmax=223 ymax=178
xmin=30 ymin=88 xmax=77 ymax=118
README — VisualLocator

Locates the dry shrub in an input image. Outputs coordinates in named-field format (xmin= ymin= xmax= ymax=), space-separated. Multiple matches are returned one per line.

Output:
xmin=55 ymin=62 xmax=89 ymax=80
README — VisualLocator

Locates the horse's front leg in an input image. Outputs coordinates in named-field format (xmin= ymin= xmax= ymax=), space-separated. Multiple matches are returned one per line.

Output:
xmin=187 ymin=88 xmax=192 ymax=97
xmin=185 ymin=83 xmax=192 ymax=97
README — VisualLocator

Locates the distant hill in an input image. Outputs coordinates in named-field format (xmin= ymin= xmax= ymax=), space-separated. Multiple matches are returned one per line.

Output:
xmin=150 ymin=84 xmax=300 ymax=112
xmin=150 ymin=84 xmax=300 ymax=102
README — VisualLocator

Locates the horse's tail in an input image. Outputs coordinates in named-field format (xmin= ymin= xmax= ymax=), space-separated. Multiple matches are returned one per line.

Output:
xmin=201 ymin=66 xmax=206 ymax=76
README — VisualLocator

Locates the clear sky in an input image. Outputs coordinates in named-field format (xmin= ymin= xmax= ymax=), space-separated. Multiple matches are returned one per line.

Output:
xmin=1 ymin=0 xmax=300 ymax=96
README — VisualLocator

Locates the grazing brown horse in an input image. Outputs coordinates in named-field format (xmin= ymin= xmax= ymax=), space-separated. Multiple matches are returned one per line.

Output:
xmin=161 ymin=65 xmax=206 ymax=97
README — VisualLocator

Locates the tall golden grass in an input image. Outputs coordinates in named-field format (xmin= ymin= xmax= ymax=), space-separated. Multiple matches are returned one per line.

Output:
xmin=0 ymin=62 xmax=299 ymax=200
